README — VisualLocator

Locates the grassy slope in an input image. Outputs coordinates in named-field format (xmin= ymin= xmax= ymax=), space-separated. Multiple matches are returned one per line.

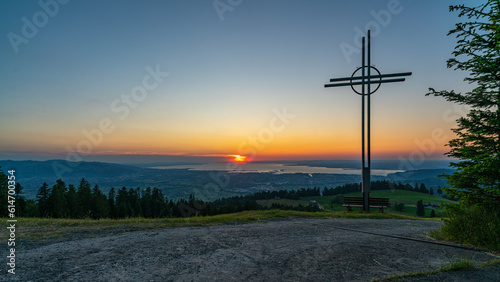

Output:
xmin=3 ymin=210 xmax=420 ymax=242
xmin=256 ymin=198 xmax=312 ymax=208
xmin=301 ymin=190 xmax=455 ymax=217
xmin=2 ymin=191 xmax=451 ymax=242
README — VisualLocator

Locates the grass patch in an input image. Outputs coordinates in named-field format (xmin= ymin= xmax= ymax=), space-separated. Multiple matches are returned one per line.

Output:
xmin=302 ymin=190 xmax=452 ymax=217
xmin=256 ymin=198 xmax=312 ymax=208
xmin=351 ymin=190 xmax=454 ymax=205
xmin=442 ymin=257 xmax=476 ymax=271
xmin=2 ymin=209 xmax=420 ymax=242
xmin=373 ymin=259 xmax=500 ymax=281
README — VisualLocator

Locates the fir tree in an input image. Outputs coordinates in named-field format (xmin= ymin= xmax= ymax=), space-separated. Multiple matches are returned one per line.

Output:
xmin=77 ymin=178 xmax=93 ymax=218
xmin=47 ymin=179 xmax=68 ymax=218
xmin=419 ymin=183 xmax=428 ymax=194
xmin=416 ymin=200 xmax=425 ymax=217
xmin=116 ymin=187 xmax=131 ymax=218
xmin=66 ymin=184 xmax=78 ymax=218
xmin=0 ymin=167 xmax=8 ymax=217
xmin=430 ymin=209 xmax=437 ymax=218
xmin=427 ymin=1 xmax=500 ymax=207
xmin=24 ymin=199 xmax=39 ymax=217
xmin=36 ymin=183 xmax=51 ymax=217
xmin=108 ymin=187 xmax=116 ymax=218
xmin=14 ymin=183 xmax=26 ymax=217
xmin=141 ymin=187 xmax=152 ymax=218
xmin=91 ymin=185 xmax=109 ymax=219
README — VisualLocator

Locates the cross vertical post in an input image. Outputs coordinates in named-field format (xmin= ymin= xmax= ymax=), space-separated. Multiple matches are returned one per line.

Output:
xmin=324 ymin=30 xmax=412 ymax=212
xmin=365 ymin=30 xmax=371 ymax=211
xmin=361 ymin=34 xmax=369 ymax=211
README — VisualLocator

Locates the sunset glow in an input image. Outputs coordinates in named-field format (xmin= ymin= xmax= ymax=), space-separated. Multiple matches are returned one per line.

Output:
xmin=231 ymin=155 xmax=247 ymax=162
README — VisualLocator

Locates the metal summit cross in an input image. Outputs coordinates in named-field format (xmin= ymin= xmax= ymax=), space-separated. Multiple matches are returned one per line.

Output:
xmin=324 ymin=30 xmax=411 ymax=212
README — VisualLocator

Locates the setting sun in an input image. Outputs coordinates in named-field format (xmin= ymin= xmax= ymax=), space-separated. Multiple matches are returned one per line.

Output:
xmin=231 ymin=155 xmax=247 ymax=162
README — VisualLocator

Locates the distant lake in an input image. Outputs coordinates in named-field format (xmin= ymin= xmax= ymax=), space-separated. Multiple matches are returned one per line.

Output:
xmin=150 ymin=163 xmax=403 ymax=176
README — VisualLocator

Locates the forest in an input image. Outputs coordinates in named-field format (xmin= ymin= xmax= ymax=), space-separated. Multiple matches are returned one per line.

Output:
xmin=1 ymin=167 xmax=435 ymax=219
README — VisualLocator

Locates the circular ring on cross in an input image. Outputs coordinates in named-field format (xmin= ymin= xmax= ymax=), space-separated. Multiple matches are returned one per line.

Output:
xmin=350 ymin=66 xmax=382 ymax=95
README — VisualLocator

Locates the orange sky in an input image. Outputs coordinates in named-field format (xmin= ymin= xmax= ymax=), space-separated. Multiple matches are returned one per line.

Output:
xmin=0 ymin=1 xmax=469 ymax=162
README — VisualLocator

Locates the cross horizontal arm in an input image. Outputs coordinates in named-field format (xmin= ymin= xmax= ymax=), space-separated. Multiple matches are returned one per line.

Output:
xmin=328 ymin=72 xmax=412 ymax=83
xmin=324 ymin=78 xmax=406 ymax=88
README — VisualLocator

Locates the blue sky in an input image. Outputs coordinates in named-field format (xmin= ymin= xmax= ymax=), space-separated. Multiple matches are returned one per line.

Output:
xmin=0 ymin=0 xmax=477 ymax=161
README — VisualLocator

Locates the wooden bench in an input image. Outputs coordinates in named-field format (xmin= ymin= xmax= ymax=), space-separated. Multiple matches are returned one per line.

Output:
xmin=342 ymin=196 xmax=389 ymax=212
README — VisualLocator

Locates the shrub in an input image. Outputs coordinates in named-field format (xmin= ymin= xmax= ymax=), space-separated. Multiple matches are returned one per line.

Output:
xmin=430 ymin=209 xmax=436 ymax=218
xmin=330 ymin=195 xmax=343 ymax=205
xmin=440 ymin=203 xmax=500 ymax=252
xmin=416 ymin=200 xmax=425 ymax=217
xmin=392 ymin=202 xmax=405 ymax=212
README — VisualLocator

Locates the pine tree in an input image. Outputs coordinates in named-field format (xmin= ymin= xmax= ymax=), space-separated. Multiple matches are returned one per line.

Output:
xmin=36 ymin=183 xmax=51 ymax=217
xmin=66 ymin=184 xmax=78 ymax=218
xmin=14 ymin=183 xmax=26 ymax=217
xmin=116 ymin=187 xmax=131 ymax=218
xmin=91 ymin=185 xmax=109 ymax=219
xmin=141 ymin=187 xmax=152 ymax=218
xmin=419 ymin=183 xmax=428 ymax=194
xmin=426 ymin=1 xmax=500 ymax=207
xmin=47 ymin=179 xmax=68 ymax=218
xmin=416 ymin=200 xmax=425 ymax=217
xmin=0 ymin=167 xmax=8 ymax=217
xmin=430 ymin=209 xmax=437 ymax=218
xmin=24 ymin=199 xmax=39 ymax=217
xmin=128 ymin=188 xmax=142 ymax=217
xmin=77 ymin=178 xmax=93 ymax=218
xmin=108 ymin=187 xmax=116 ymax=218
xmin=151 ymin=187 xmax=167 ymax=217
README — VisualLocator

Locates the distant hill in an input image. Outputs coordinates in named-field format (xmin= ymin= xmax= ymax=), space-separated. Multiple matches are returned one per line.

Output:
xmin=386 ymin=169 xmax=454 ymax=189
xmin=0 ymin=159 xmax=146 ymax=178
xmin=0 ymin=160 xmax=157 ymax=198
xmin=0 ymin=160 xmax=453 ymax=201
xmin=290 ymin=160 xmax=452 ymax=170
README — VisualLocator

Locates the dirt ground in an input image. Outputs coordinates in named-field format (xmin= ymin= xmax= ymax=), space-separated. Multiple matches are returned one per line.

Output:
xmin=4 ymin=218 xmax=500 ymax=281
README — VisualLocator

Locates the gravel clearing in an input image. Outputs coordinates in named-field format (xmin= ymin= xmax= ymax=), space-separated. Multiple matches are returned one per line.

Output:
xmin=4 ymin=218 xmax=499 ymax=281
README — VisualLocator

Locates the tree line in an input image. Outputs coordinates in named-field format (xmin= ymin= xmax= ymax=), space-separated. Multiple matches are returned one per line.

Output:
xmin=0 ymin=169 xmax=435 ymax=219
xmin=322 ymin=180 xmax=435 ymax=196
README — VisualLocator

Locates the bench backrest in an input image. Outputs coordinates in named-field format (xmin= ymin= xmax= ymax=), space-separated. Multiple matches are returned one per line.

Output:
xmin=343 ymin=196 xmax=364 ymax=205
xmin=343 ymin=196 xmax=389 ymax=206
